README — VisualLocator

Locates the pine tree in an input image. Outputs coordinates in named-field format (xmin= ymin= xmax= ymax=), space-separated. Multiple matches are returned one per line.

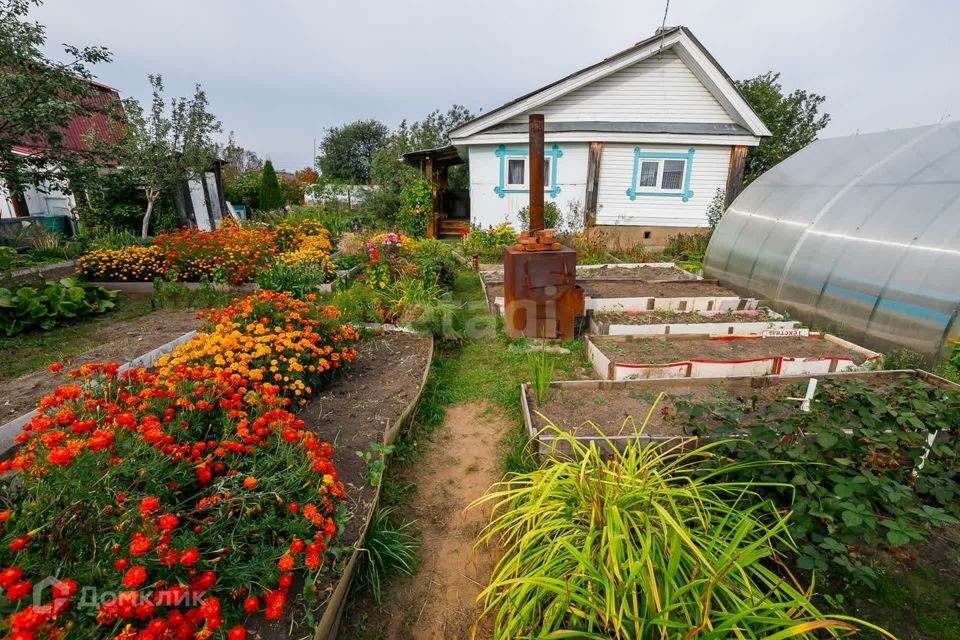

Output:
xmin=258 ymin=160 xmax=284 ymax=210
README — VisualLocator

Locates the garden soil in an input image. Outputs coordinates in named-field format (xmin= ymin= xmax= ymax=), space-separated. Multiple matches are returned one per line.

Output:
xmin=0 ymin=308 xmax=200 ymax=421
xmin=349 ymin=402 xmax=507 ymax=639
xmin=253 ymin=332 xmax=432 ymax=640
xmin=593 ymin=335 xmax=870 ymax=365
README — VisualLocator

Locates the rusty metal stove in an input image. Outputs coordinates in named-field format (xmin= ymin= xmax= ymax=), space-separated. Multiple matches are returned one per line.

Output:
xmin=502 ymin=114 xmax=584 ymax=339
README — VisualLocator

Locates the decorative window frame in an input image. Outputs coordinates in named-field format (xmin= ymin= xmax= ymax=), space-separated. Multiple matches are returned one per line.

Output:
xmin=626 ymin=147 xmax=695 ymax=202
xmin=494 ymin=144 xmax=563 ymax=198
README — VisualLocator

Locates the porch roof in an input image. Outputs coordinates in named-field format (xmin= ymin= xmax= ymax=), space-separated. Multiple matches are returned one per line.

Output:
xmin=401 ymin=144 xmax=464 ymax=170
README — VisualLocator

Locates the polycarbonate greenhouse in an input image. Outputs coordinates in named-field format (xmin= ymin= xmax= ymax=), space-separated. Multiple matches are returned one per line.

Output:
xmin=704 ymin=121 xmax=960 ymax=362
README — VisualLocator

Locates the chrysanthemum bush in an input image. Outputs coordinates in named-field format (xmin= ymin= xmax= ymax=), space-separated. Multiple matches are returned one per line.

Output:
xmin=0 ymin=291 xmax=360 ymax=639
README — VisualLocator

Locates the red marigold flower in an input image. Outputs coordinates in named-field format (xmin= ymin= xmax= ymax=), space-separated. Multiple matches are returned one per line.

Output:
xmin=0 ymin=566 xmax=23 ymax=587
xmin=180 ymin=548 xmax=199 ymax=566
xmin=243 ymin=596 xmax=259 ymax=614
xmin=52 ymin=578 xmax=77 ymax=598
xmin=8 ymin=535 xmax=29 ymax=552
xmin=129 ymin=533 xmax=151 ymax=556
xmin=242 ymin=476 xmax=257 ymax=488
xmin=277 ymin=573 xmax=292 ymax=590
xmin=289 ymin=538 xmax=304 ymax=554
xmin=123 ymin=565 xmax=147 ymax=588
xmin=48 ymin=362 xmax=64 ymax=372
xmin=0 ymin=509 xmax=11 ymax=522
xmin=158 ymin=513 xmax=179 ymax=530
xmin=228 ymin=625 xmax=246 ymax=640
xmin=277 ymin=554 xmax=294 ymax=572
xmin=114 ymin=558 xmax=129 ymax=571
xmin=139 ymin=496 xmax=159 ymax=514
xmin=5 ymin=579 xmax=31 ymax=600
xmin=287 ymin=502 xmax=299 ymax=513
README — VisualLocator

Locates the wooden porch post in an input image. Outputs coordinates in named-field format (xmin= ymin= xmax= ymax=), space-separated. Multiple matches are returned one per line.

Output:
xmin=425 ymin=156 xmax=437 ymax=239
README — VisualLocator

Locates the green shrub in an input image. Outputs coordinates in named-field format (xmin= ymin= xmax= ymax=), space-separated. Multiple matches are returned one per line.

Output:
xmin=676 ymin=375 xmax=960 ymax=585
xmin=516 ymin=201 xmax=560 ymax=230
xmin=378 ymin=274 xmax=458 ymax=337
xmin=255 ymin=261 xmax=328 ymax=298
xmin=355 ymin=506 xmax=418 ymax=604
xmin=397 ymin=178 xmax=431 ymax=238
xmin=0 ymin=277 xmax=118 ymax=336
xmin=471 ymin=428 xmax=881 ymax=638
xmin=331 ymin=253 xmax=363 ymax=271
xmin=409 ymin=238 xmax=458 ymax=287
xmin=460 ymin=222 xmax=516 ymax=261
xmin=328 ymin=283 xmax=381 ymax=324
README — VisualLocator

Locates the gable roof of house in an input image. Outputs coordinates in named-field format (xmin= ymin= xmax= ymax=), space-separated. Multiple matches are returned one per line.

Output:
xmin=13 ymin=77 xmax=122 ymax=158
xmin=448 ymin=26 xmax=771 ymax=142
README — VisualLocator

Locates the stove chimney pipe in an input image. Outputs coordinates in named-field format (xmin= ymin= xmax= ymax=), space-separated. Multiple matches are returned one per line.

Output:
xmin=528 ymin=114 xmax=545 ymax=231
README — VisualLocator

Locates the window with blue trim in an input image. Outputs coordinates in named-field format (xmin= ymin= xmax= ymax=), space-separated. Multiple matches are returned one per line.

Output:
xmin=494 ymin=144 xmax=563 ymax=198
xmin=626 ymin=147 xmax=695 ymax=202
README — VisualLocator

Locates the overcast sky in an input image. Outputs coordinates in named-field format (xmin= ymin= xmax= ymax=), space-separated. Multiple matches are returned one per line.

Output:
xmin=31 ymin=0 xmax=960 ymax=171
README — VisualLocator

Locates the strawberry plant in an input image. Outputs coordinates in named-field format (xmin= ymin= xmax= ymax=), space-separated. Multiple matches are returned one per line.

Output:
xmin=673 ymin=375 xmax=960 ymax=585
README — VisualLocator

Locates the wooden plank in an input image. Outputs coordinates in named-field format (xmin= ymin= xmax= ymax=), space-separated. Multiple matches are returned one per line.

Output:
xmin=724 ymin=145 xmax=748 ymax=207
xmin=584 ymin=142 xmax=602 ymax=225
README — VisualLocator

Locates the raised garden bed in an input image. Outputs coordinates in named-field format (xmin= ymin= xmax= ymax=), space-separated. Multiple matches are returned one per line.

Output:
xmin=484 ymin=278 xmax=755 ymax=316
xmin=262 ymin=330 xmax=433 ymax=640
xmin=82 ymin=263 xmax=360 ymax=295
xmin=479 ymin=262 xmax=698 ymax=284
xmin=589 ymin=308 xmax=799 ymax=336
xmin=521 ymin=369 xmax=958 ymax=455
xmin=586 ymin=332 xmax=880 ymax=381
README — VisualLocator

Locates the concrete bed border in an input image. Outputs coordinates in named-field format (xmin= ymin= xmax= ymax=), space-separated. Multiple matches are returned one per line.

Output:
xmin=585 ymin=332 xmax=882 ymax=381
xmin=0 ymin=330 xmax=198 ymax=456
xmin=10 ymin=260 xmax=76 ymax=279
xmin=588 ymin=309 xmax=799 ymax=337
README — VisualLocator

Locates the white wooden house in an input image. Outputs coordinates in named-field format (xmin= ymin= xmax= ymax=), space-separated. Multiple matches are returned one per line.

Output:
xmin=405 ymin=26 xmax=770 ymax=246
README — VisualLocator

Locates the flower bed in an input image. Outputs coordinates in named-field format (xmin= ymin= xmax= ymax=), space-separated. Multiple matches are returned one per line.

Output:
xmin=0 ymin=291 xmax=359 ymax=639
xmin=76 ymin=220 xmax=335 ymax=286
xmin=589 ymin=307 xmax=798 ymax=337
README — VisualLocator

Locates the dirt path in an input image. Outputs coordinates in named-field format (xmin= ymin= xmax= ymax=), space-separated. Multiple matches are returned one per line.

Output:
xmin=361 ymin=402 xmax=507 ymax=639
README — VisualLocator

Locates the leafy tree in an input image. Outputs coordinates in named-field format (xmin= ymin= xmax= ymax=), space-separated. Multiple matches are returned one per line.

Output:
xmin=366 ymin=105 xmax=474 ymax=223
xmin=258 ymin=160 xmax=283 ymax=210
xmin=317 ymin=119 xmax=389 ymax=184
xmin=294 ymin=167 xmax=318 ymax=184
xmin=223 ymin=169 xmax=261 ymax=209
xmin=0 ymin=0 xmax=114 ymax=201
xmin=736 ymin=72 xmax=830 ymax=184
xmin=116 ymin=75 xmax=221 ymax=238
xmin=217 ymin=131 xmax=262 ymax=183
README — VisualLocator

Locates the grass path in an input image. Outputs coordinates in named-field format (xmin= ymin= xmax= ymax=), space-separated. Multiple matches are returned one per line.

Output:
xmin=341 ymin=270 xmax=590 ymax=638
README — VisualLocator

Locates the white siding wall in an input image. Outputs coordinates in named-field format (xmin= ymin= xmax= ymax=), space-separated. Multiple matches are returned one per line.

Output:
xmin=509 ymin=50 xmax=733 ymax=124
xmin=469 ymin=142 xmax=589 ymax=230
xmin=596 ymin=143 xmax=730 ymax=227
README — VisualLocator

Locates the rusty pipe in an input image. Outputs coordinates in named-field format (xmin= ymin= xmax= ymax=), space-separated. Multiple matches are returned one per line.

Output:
xmin=528 ymin=114 xmax=544 ymax=231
